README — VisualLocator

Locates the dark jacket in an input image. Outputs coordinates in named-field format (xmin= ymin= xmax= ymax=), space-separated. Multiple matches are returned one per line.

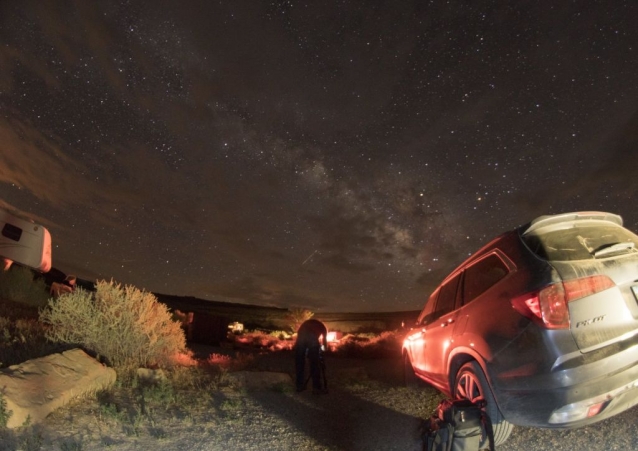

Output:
xmin=295 ymin=319 xmax=328 ymax=349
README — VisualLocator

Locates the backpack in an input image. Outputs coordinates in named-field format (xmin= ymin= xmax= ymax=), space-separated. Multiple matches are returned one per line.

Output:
xmin=422 ymin=399 xmax=495 ymax=451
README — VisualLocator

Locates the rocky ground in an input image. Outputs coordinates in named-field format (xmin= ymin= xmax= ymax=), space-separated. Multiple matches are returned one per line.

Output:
xmin=2 ymin=347 xmax=638 ymax=451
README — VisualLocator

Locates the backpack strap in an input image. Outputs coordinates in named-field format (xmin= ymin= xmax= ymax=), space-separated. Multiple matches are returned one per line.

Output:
xmin=481 ymin=411 xmax=495 ymax=451
xmin=422 ymin=417 xmax=455 ymax=451
xmin=446 ymin=422 xmax=455 ymax=451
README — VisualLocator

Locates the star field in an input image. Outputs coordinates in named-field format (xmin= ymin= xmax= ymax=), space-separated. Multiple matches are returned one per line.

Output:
xmin=1 ymin=1 xmax=637 ymax=312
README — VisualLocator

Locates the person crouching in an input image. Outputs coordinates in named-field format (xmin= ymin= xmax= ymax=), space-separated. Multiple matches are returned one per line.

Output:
xmin=294 ymin=319 xmax=329 ymax=394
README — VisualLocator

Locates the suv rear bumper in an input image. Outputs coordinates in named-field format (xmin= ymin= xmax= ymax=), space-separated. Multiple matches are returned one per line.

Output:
xmin=492 ymin=348 xmax=638 ymax=428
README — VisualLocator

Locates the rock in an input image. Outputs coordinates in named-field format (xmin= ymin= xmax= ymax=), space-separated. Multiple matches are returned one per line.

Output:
xmin=0 ymin=348 xmax=116 ymax=428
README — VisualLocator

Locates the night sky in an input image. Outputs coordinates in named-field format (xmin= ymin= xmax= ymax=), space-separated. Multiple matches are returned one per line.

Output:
xmin=1 ymin=1 xmax=637 ymax=312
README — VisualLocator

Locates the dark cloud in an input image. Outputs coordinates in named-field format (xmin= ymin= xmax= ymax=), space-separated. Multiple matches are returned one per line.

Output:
xmin=0 ymin=116 xmax=92 ymax=206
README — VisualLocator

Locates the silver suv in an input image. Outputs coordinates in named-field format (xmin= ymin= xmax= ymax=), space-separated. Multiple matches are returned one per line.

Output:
xmin=403 ymin=212 xmax=638 ymax=445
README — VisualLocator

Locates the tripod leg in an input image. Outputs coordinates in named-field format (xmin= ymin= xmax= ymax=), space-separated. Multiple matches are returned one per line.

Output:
xmin=321 ymin=360 xmax=328 ymax=390
xmin=295 ymin=347 xmax=309 ymax=391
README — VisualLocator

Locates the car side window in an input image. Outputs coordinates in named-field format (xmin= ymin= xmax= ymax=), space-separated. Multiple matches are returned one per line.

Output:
xmin=417 ymin=289 xmax=439 ymax=325
xmin=463 ymin=253 xmax=509 ymax=304
xmin=433 ymin=273 xmax=461 ymax=319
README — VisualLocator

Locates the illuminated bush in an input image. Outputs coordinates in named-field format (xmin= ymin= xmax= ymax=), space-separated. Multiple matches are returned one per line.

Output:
xmin=40 ymin=280 xmax=186 ymax=368
xmin=0 ymin=266 xmax=49 ymax=307
xmin=285 ymin=308 xmax=314 ymax=333
xmin=269 ymin=330 xmax=292 ymax=340
xmin=233 ymin=330 xmax=281 ymax=348
xmin=331 ymin=331 xmax=403 ymax=359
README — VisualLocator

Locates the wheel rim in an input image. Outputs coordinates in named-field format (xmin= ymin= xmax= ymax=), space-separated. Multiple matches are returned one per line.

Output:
xmin=456 ymin=370 xmax=483 ymax=403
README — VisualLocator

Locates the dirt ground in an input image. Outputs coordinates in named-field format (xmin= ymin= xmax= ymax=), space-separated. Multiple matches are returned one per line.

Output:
xmin=0 ymin=346 xmax=441 ymax=451
xmin=3 ymin=346 xmax=638 ymax=451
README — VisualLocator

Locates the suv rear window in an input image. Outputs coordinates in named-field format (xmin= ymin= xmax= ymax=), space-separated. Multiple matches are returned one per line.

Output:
xmin=523 ymin=224 xmax=638 ymax=261
xmin=463 ymin=254 xmax=509 ymax=303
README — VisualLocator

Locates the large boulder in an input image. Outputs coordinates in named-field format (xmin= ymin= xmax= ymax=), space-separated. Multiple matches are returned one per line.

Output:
xmin=0 ymin=348 xmax=116 ymax=428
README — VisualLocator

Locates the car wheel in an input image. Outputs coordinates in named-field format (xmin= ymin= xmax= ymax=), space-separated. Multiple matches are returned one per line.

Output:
xmin=454 ymin=361 xmax=513 ymax=446
xmin=403 ymin=354 xmax=420 ymax=388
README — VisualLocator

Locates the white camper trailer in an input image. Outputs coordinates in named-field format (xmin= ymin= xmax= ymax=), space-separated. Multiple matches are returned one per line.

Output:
xmin=0 ymin=208 xmax=52 ymax=272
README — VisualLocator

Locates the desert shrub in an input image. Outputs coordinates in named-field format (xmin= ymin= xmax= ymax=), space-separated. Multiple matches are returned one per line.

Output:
xmin=0 ymin=267 xmax=49 ymax=307
xmin=284 ymin=308 xmax=314 ymax=333
xmin=205 ymin=351 xmax=256 ymax=372
xmin=332 ymin=335 xmax=365 ymax=357
xmin=0 ymin=393 xmax=12 ymax=428
xmin=39 ymin=280 xmax=186 ymax=368
xmin=0 ymin=315 xmax=64 ymax=368
xmin=332 ymin=331 xmax=403 ymax=359
xmin=96 ymin=364 xmax=218 ymax=435
xmin=229 ymin=352 xmax=256 ymax=371
xmin=203 ymin=353 xmax=249 ymax=388
xmin=207 ymin=353 xmax=233 ymax=368
xmin=231 ymin=330 xmax=281 ymax=349
xmin=364 ymin=330 xmax=403 ymax=357
xmin=166 ymin=365 xmax=216 ymax=391
xmin=269 ymin=330 xmax=292 ymax=340
xmin=0 ymin=297 xmax=39 ymax=321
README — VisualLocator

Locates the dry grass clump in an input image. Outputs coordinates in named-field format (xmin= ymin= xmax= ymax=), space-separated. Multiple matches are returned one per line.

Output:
xmin=206 ymin=352 xmax=256 ymax=372
xmin=229 ymin=329 xmax=294 ymax=351
xmin=0 ymin=298 xmax=70 ymax=369
xmin=331 ymin=330 xmax=403 ymax=359
xmin=0 ymin=266 xmax=49 ymax=308
xmin=0 ymin=269 xmax=69 ymax=368
xmin=0 ymin=315 xmax=68 ymax=368
xmin=94 ymin=364 xmax=221 ymax=439
xmin=0 ymin=394 xmax=11 ymax=428
xmin=225 ymin=327 xmax=403 ymax=359
xmin=40 ymin=280 xmax=187 ymax=369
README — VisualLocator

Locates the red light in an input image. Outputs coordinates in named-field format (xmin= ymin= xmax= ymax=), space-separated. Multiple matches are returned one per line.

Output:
xmin=512 ymin=286 xmax=568 ymax=329
xmin=563 ymin=275 xmax=615 ymax=302
xmin=587 ymin=400 xmax=609 ymax=418
xmin=539 ymin=283 xmax=569 ymax=329
xmin=523 ymin=295 xmax=541 ymax=318
xmin=511 ymin=276 xmax=615 ymax=330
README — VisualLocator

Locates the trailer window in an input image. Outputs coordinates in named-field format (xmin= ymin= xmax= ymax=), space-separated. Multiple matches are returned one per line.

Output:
xmin=2 ymin=224 xmax=22 ymax=242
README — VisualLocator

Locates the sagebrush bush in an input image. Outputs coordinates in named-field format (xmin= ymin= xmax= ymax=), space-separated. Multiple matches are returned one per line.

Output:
xmin=331 ymin=331 xmax=403 ymax=359
xmin=0 ymin=266 xmax=49 ymax=307
xmin=284 ymin=308 xmax=314 ymax=333
xmin=39 ymin=280 xmax=186 ymax=368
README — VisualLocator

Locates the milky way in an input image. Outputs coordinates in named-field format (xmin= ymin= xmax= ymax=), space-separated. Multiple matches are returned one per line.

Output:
xmin=1 ymin=1 xmax=637 ymax=312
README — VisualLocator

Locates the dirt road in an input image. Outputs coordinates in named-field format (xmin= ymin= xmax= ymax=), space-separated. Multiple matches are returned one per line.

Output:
xmin=2 ymin=350 xmax=638 ymax=450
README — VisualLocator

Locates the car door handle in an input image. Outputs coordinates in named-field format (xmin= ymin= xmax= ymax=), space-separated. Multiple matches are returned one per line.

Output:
xmin=441 ymin=318 xmax=454 ymax=327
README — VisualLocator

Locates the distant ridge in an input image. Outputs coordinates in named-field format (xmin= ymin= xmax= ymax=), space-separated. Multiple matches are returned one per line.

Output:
xmin=153 ymin=292 xmax=288 ymax=313
xmin=73 ymin=278 xmax=287 ymax=312
xmin=74 ymin=278 xmax=420 ymax=332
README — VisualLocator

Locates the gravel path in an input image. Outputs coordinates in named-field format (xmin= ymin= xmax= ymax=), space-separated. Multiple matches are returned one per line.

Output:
xmin=2 ymin=351 xmax=638 ymax=450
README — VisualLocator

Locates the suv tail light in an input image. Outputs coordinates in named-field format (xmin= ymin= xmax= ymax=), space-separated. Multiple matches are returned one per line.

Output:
xmin=512 ymin=275 xmax=615 ymax=329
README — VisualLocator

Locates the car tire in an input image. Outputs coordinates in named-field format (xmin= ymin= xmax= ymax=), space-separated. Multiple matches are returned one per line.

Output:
xmin=454 ymin=361 xmax=513 ymax=446
xmin=403 ymin=354 xmax=421 ymax=388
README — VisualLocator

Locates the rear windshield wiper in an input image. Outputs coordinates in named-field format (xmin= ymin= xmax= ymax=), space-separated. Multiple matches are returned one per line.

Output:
xmin=593 ymin=242 xmax=636 ymax=258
